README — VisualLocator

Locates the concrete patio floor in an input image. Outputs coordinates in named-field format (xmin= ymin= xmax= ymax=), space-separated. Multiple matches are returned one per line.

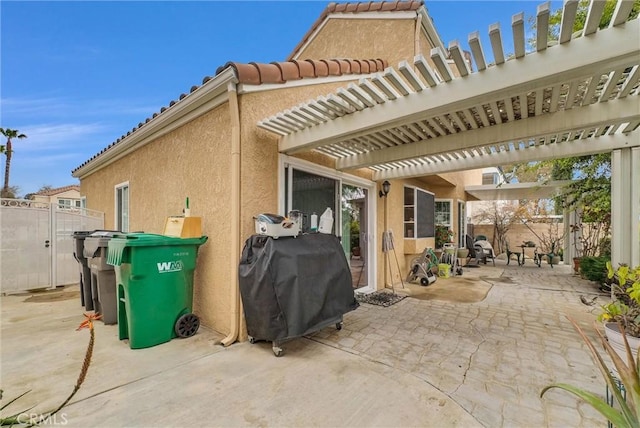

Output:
xmin=2 ymin=260 xmax=609 ymax=427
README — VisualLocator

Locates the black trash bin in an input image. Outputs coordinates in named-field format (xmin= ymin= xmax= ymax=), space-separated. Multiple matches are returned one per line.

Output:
xmin=73 ymin=231 xmax=94 ymax=310
xmin=238 ymin=233 xmax=358 ymax=357
xmin=84 ymin=231 xmax=120 ymax=324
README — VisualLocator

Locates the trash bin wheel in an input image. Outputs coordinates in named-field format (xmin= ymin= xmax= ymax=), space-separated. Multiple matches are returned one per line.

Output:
xmin=175 ymin=313 xmax=200 ymax=338
xmin=420 ymin=277 xmax=430 ymax=286
xmin=336 ymin=322 xmax=342 ymax=331
xmin=249 ymin=336 xmax=257 ymax=344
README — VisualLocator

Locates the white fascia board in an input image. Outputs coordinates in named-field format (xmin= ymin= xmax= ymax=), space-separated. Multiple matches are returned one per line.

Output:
xmin=337 ymin=96 xmax=640 ymax=169
xmin=280 ymin=18 xmax=640 ymax=154
xmin=73 ymin=68 xmax=238 ymax=179
xmin=290 ymin=12 xmax=417 ymax=61
xmin=239 ymin=72 xmax=380 ymax=94
xmin=419 ymin=6 xmax=446 ymax=51
xmin=464 ymin=180 xmax=575 ymax=201
xmin=373 ymin=132 xmax=640 ymax=180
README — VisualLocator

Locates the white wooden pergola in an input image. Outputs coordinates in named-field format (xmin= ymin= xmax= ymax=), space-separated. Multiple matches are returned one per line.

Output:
xmin=259 ymin=0 xmax=640 ymax=266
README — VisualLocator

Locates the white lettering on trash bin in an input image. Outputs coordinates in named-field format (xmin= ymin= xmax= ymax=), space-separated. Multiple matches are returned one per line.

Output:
xmin=157 ymin=260 xmax=184 ymax=273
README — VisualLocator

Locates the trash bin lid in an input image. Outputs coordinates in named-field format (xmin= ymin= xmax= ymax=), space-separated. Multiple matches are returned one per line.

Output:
xmin=90 ymin=230 xmax=120 ymax=237
xmin=107 ymin=233 xmax=208 ymax=266
xmin=111 ymin=233 xmax=207 ymax=247
xmin=72 ymin=230 xmax=94 ymax=240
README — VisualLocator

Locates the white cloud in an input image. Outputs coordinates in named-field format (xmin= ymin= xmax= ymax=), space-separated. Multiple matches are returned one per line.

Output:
xmin=1 ymin=97 xmax=72 ymax=115
xmin=17 ymin=122 xmax=108 ymax=152
xmin=1 ymin=96 xmax=159 ymax=120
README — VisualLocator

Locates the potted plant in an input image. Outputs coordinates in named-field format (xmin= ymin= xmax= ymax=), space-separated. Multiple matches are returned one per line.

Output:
xmin=599 ymin=262 xmax=640 ymax=362
xmin=434 ymin=225 xmax=453 ymax=250
xmin=541 ymin=264 xmax=640 ymax=426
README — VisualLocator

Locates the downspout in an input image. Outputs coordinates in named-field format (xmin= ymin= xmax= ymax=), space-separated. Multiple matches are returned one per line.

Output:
xmin=414 ymin=12 xmax=421 ymax=61
xmin=221 ymin=81 xmax=241 ymax=347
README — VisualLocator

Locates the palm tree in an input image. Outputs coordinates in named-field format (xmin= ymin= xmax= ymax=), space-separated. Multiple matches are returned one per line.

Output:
xmin=0 ymin=128 xmax=27 ymax=198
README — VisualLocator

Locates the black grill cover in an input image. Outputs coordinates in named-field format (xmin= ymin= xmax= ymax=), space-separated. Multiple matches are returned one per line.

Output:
xmin=238 ymin=233 xmax=358 ymax=342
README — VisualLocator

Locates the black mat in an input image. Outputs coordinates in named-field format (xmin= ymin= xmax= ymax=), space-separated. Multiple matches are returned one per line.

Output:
xmin=356 ymin=291 xmax=406 ymax=307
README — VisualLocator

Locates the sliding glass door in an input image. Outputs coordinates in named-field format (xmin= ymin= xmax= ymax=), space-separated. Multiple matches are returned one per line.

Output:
xmin=282 ymin=159 xmax=375 ymax=292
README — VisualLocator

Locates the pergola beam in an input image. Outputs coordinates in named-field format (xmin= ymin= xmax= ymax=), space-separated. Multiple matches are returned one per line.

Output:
xmin=373 ymin=132 xmax=640 ymax=180
xmin=336 ymin=97 xmax=639 ymax=169
xmin=278 ymin=18 xmax=639 ymax=154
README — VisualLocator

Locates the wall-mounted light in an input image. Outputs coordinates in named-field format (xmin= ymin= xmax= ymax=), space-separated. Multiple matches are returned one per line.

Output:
xmin=378 ymin=180 xmax=391 ymax=198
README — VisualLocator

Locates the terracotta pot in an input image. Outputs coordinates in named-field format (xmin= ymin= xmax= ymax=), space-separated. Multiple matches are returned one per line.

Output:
xmin=573 ymin=257 xmax=582 ymax=274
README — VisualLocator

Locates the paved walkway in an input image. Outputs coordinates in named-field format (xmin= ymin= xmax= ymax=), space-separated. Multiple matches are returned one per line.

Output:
xmin=2 ymin=260 xmax=609 ymax=427
xmin=312 ymin=261 xmax=608 ymax=427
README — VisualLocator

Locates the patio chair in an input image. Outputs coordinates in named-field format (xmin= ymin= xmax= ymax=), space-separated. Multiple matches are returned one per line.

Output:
xmin=474 ymin=240 xmax=496 ymax=266
xmin=505 ymin=243 xmax=521 ymax=266
xmin=534 ymin=243 xmax=556 ymax=268
xmin=465 ymin=234 xmax=481 ymax=265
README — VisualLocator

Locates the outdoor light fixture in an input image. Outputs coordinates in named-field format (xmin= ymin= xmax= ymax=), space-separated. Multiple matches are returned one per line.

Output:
xmin=379 ymin=180 xmax=391 ymax=198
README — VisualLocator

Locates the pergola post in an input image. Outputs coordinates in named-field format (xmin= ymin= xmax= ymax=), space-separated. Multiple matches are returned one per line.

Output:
xmin=611 ymin=145 xmax=640 ymax=267
xmin=563 ymin=206 xmax=572 ymax=262
xmin=632 ymin=146 xmax=640 ymax=267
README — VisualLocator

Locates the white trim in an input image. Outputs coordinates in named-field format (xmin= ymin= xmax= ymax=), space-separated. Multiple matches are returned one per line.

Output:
xmin=239 ymin=72 xmax=381 ymax=94
xmin=114 ymin=181 xmax=130 ymax=232
xmin=457 ymin=199 xmax=466 ymax=248
xmin=418 ymin=6 xmax=446 ymax=51
xmin=435 ymin=198 xmax=454 ymax=228
xmin=278 ymin=154 xmax=377 ymax=293
xmin=73 ymin=68 xmax=237 ymax=179
xmin=403 ymin=184 xmax=435 ymax=240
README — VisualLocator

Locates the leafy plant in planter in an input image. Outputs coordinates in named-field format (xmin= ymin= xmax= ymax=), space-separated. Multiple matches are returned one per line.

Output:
xmin=434 ymin=225 xmax=453 ymax=250
xmin=600 ymin=263 xmax=640 ymax=337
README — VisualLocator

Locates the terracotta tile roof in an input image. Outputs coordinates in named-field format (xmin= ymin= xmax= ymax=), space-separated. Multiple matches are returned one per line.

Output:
xmin=72 ymin=57 xmax=388 ymax=174
xmin=287 ymin=1 xmax=424 ymax=61
xmin=35 ymin=184 xmax=80 ymax=196
xmin=216 ymin=58 xmax=388 ymax=85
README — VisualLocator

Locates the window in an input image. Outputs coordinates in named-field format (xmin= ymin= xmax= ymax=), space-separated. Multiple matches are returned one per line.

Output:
xmin=435 ymin=200 xmax=452 ymax=227
xmin=482 ymin=172 xmax=499 ymax=185
xmin=284 ymin=167 xmax=338 ymax=234
xmin=404 ymin=186 xmax=434 ymax=238
xmin=58 ymin=198 xmax=81 ymax=209
xmin=115 ymin=182 xmax=129 ymax=232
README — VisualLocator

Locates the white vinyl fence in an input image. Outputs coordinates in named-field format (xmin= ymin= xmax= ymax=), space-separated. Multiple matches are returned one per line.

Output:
xmin=0 ymin=199 xmax=104 ymax=294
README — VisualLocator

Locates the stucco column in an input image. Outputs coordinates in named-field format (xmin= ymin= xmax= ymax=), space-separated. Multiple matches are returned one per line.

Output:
xmin=611 ymin=148 xmax=633 ymax=267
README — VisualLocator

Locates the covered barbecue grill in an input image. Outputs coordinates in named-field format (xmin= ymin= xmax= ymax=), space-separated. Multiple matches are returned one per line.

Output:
xmin=238 ymin=233 xmax=358 ymax=356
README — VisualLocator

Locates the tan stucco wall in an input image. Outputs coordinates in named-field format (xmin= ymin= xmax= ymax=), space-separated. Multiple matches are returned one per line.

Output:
xmin=297 ymin=18 xmax=417 ymax=69
xmin=78 ymin=12 xmax=482 ymax=336
xmin=80 ymin=105 xmax=233 ymax=334
xmin=375 ymin=169 xmax=482 ymax=288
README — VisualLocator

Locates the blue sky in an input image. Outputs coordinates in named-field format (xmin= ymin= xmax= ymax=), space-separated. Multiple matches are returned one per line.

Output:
xmin=1 ymin=0 xmax=560 ymax=196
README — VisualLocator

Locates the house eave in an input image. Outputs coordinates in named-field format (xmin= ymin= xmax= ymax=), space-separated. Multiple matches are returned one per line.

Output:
xmin=72 ymin=67 xmax=238 ymax=179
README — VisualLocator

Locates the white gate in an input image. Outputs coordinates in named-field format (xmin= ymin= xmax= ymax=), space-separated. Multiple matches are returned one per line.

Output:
xmin=0 ymin=199 xmax=104 ymax=294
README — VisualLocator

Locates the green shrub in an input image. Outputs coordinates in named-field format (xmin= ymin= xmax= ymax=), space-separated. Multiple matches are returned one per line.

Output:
xmin=580 ymin=256 xmax=610 ymax=282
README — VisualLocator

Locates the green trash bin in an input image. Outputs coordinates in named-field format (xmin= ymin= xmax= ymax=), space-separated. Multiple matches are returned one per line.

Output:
xmin=107 ymin=233 xmax=208 ymax=349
